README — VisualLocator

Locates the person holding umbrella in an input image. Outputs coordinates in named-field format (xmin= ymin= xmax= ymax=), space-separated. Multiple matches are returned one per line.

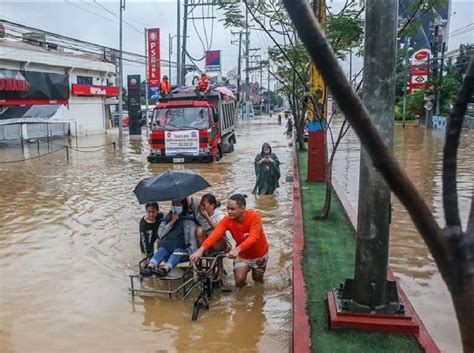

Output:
xmin=141 ymin=198 xmax=198 ymax=277
xmin=190 ymin=194 xmax=269 ymax=288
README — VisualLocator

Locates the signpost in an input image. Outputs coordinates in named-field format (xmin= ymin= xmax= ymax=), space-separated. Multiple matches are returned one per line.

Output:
xmin=127 ymin=75 xmax=141 ymax=136
xmin=409 ymin=49 xmax=430 ymax=92
xmin=205 ymin=50 xmax=222 ymax=81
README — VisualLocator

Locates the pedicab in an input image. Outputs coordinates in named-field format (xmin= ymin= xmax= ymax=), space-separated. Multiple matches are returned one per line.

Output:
xmin=129 ymin=169 xmax=228 ymax=320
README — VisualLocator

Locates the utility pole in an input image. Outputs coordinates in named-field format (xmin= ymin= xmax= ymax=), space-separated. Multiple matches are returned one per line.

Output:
xmin=180 ymin=0 xmax=189 ymax=86
xmin=117 ymin=0 xmax=125 ymax=148
xmin=176 ymin=0 xmax=181 ymax=85
xmin=231 ymin=31 xmax=243 ymax=103
xmin=169 ymin=33 xmax=172 ymax=84
xmin=349 ymin=47 xmax=353 ymax=85
xmin=244 ymin=6 xmax=250 ymax=120
xmin=267 ymin=48 xmax=271 ymax=115
xmin=339 ymin=0 xmax=401 ymax=315
xmin=435 ymin=41 xmax=446 ymax=115
xmin=402 ymin=38 xmax=410 ymax=128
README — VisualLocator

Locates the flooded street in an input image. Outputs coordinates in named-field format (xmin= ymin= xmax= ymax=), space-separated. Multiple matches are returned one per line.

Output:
xmin=0 ymin=118 xmax=293 ymax=352
xmin=331 ymin=119 xmax=473 ymax=353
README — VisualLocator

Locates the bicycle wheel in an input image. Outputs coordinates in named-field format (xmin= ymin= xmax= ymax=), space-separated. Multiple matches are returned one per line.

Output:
xmin=192 ymin=302 xmax=206 ymax=321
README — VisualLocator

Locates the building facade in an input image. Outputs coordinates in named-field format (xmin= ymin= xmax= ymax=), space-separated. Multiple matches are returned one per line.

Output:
xmin=0 ymin=37 xmax=118 ymax=139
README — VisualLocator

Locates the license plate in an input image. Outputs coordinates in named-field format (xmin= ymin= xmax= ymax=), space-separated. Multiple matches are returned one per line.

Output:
xmin=173 ymin=158 xmax=184 ymax=163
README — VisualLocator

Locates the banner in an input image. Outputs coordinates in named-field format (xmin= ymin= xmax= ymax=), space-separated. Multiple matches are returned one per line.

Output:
xmin=127 ymin=75 xmax=142 ymax=135
xmin=165 ymin=130 xmax=199 ymax=156
xmin=0 ymin=69 xmax=69 ymax=104
xmin=205 ymin=50 xmax=221 ymax=72
xmin=147 ymin=28 xmax=161 ymax=87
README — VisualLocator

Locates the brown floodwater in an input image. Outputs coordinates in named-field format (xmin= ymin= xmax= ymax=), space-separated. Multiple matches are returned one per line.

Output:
xmin=0 ymin=118 xmax=294 ymax=352
xmin=330 ymin=118 xmax=473 ymax=353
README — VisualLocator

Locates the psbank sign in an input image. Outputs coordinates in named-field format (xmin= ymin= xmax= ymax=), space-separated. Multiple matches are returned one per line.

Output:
xmin=71 ymin=84 xmax=119 ymax=97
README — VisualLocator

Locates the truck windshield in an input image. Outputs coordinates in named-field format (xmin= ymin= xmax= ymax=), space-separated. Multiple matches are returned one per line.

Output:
xmin=152 ymin=107 xmax=210 ymax=130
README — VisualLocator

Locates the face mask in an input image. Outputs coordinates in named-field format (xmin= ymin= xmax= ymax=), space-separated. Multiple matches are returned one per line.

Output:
xmin=171 ymin=206 xmax=183 ymax=214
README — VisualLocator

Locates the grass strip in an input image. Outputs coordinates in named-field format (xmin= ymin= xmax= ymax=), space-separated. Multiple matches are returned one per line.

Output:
xmin=298 ymin=151 xmax=422 ymax=353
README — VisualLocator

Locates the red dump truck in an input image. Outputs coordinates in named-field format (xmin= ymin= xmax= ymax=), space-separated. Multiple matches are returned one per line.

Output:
xmin=148 ymin=86 xmax=237 ymax=163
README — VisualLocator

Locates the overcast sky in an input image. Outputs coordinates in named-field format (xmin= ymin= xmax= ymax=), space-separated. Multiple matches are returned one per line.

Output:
xmin=1 ymin=1 xmax=473 ymax=83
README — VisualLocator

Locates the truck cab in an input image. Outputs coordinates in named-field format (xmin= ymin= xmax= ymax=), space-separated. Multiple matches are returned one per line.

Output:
xmin=148 ymin=86 xmax=236 ymax=163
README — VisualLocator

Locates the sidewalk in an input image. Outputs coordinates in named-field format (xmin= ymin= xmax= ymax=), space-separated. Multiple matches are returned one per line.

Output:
xmin=296 ymin=150 xmax=423 ymax=352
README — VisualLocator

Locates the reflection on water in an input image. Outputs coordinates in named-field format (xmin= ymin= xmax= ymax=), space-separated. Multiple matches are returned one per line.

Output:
xmin=330 ymin=119 xmax=473 ymax=353
xmin=0 ymin=118 xmax=293 ymax=352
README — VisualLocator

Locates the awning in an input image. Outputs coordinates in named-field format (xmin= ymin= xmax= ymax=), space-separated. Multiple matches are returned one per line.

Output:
xmin=0 ymin=105 xmax=76 ymax=126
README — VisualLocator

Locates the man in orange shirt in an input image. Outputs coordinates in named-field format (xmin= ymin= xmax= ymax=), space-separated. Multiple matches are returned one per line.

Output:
xmin=190 ymin=194 xmax=269 ymax=287
xmin=194 ymin=72 xmax=211 ymax=99
xmin=159 ymin=75 xmax=171 ymax=99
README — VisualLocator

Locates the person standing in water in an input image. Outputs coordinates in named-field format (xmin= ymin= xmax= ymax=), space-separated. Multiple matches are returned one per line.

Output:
xmin=253 ymin=142 xmax=281 ymax=195
xmin=190 ymin=194 xmax=269 ymax=288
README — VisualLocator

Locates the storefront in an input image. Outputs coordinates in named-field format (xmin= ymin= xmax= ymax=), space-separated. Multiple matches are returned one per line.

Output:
xmin=0 ymin=39 xmax=118 ymax=139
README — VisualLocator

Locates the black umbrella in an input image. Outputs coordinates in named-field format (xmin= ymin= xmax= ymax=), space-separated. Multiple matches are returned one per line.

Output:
xmin=133 ymin=169 xmax=211 ymax=204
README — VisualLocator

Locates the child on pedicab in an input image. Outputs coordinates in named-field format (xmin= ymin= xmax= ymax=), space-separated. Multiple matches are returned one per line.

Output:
xmin=141 ymin=198 xmax=198 ymax=278
xmin=139 ymin=202 xmax=164 ymax=260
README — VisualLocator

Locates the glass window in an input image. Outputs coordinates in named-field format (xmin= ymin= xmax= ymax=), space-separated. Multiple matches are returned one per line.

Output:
xmin=152 ymin=107 xmax=210 ymax=130
xmin=77 ymin=76 xmax=93 ymax=85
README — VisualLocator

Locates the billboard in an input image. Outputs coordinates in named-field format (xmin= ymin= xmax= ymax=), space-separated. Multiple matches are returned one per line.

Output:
xmin=0 ymin=69 xmax=69 ymax=105
xmin=205 ymin=50 xmax=221 ymax=72
xmin=147 ymin=28 xmax=161 ymax=87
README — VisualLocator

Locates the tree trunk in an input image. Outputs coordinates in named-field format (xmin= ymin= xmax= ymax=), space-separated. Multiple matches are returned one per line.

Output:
xmin=452 ymin=281 xmax=474 ymax=353
xmin=295 ymin=103 xmax=307 ymax=150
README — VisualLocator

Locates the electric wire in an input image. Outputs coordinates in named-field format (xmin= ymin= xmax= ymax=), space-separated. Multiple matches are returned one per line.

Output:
xmin=89 ymin=0 xmax=144 ymax=35
xmin=0 ymin=20 xmax=177 ymax=67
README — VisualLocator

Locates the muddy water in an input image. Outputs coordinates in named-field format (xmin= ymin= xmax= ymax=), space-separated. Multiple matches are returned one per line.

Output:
xmin=0 ymin=117 xmax=293 ymax=352
xmin=330 ymin=119 xmax=473 ymax=353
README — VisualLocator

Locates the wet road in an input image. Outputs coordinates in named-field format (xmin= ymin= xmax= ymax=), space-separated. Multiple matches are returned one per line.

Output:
xmin=0 ymin=117 xmax=293 ymax=352
xmin=330 ymin=118 xmax=473 ymax=353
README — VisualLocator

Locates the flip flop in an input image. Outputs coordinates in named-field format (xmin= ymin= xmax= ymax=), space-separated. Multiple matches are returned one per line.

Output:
xmin=140 ymin=268 xmax=153 ymax=277
xmin=153 ymin=268 xmax=168 ymax=278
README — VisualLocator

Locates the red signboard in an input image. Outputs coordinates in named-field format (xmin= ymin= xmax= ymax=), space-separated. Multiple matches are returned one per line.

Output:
xmin=147 ymin=28 xmax=161 ymax=87
xmin=414 ymin=51 xmax=429 ymax=61
xmin=410 ymin=49 xmax=431 ymax=93
xmin=71 ymin=84 xmax=119 ymax=97
xmin=410 ymin=65 xmax=429 ymax=76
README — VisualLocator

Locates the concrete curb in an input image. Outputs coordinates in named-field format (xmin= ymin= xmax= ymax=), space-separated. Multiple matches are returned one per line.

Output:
xmin=292 ymin=149 xmax=311 ymax=353
xmin=332 ymin=180 xmax=441 ymax=353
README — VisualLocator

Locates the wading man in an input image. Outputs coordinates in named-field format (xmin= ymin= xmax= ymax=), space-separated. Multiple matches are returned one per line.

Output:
xmin=190 ymin=194 xmax=269 ymax=288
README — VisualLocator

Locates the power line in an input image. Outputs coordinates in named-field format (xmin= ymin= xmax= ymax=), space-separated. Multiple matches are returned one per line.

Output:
xmin=449 ymin=22 xmax=474 ymax=36
xmin=0 ymin=19 xmax=177 ymax=67
xmin=89 ymin=0 xmax=144 ymax=35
